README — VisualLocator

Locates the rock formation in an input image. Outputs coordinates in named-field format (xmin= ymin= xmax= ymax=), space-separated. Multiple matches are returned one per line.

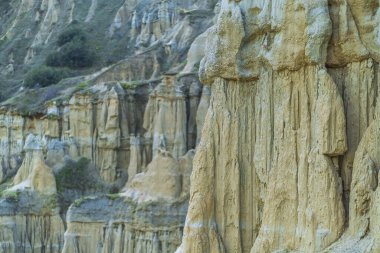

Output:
xmin=11 ymin=134 xmax=57 ymax=195
xmin=0 ymin=135 xmax=64 ymax=253
xmin=143 ymin=74 xmax=187 ymax=159
xmin=0 ymin=0 xmax=379 ymax=252
xmin=177 ymin=0 xmax=380 ymax=253
xmin=60 ymin=143 xmax=196 ymax=253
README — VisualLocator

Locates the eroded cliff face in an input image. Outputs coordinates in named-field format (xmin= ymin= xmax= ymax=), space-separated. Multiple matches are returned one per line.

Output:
xmin=0 ymin=135 xmax=65 ymax=253
xmin=178 ymin=0 xmax=380 ymax=253
xmin=0 ymin=0 xmax=379 ymax=252
xmin=0 ymin=72 xmax=210 ymax=252
xmin=0 ymin=0 xmax=215 ymax=252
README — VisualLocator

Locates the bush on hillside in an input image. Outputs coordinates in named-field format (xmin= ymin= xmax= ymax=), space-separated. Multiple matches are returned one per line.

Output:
xmin=24 ymin=66 xmax=68 ymax=88
xmin=46 ymin=39 xmax=96 ymax=68
xmin=57 ymin=27 xmax=87 ymax=47
xmin=46 ymin=27 xmax=96 ymax=69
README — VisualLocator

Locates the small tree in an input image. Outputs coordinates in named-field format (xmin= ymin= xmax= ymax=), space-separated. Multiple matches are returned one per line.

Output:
xmin=46 ymin=26 xmax=96 ymax=69
xmin=24 ymin=66 xmax=68 ymax=88
xmin=57 ymin=27 xmax=87 ymax=47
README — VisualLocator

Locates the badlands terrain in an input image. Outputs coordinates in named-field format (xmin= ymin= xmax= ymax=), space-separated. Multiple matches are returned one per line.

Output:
xmin=0 ymin=0 xmax=379 ymax=252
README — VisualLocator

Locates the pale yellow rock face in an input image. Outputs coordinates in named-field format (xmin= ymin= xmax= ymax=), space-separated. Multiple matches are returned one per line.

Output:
xmin=68 ymin=86 xmax=130 ymax=183
xmin=143 ymin=75 xmax=187 ymax=159
xmin=328 ymin=59 xmax=379 ymax=211
xmin=1 ymin=0 xmax=379 ymax=252
xmin=124 ymin=150 xmax=182 ymax=202
xmin=178 ymin=71 xmax=347 ymax=253
xmin=123 ymin=149 xmax=194 ymax=202
xmin=178 ymin=0 xmax=380 ymax=252
xmin=325 ymin=111 xmax=380 ymax=253
xmin=195 ymin=86 xmax=211 ymax=145
xmin=61 ymin=147 xmax=194 ymax=253
xmin=63 ymin=200 xmax=186 ymax=253
xmin=349 ymin=116 xmax=380 ymax=247
xmin=0 ymin=215 xmax=65 ymax=253
xmin=12 ymin=134 xmax=57 ymax=195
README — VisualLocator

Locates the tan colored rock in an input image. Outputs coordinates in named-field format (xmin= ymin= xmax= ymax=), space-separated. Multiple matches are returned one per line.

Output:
xmin=68 ymin=85 xmax=130 ymax=183
xmin=326 ymin=110 xmax=380 ymax=252
xmin=178 ymin=149 xmax=195 ymax=197
xmin=328 ymin=58 xmax=379 ymax=211
xmin=177 ymin=1 xmax=364 ymax=252
xmin=123 ymin=149 xmax=182 ymax=202
xmin=327 ymin=0 xmax=370 ymax=66
xmin=0 ymin=110 xmax=62 ymax=183
xmin=348 ymin=116 xmax=380 ymax=245
xmin=196 ymin=85 xmax=211 ymax=145
xmin=181 ymin=32 xmax=208 ymax=74
xmin=127 ymin=135 xmax=143 ymax=182
xmin=178 ymin=67 xmax=347 ymax=253
xmin=62 ymin=196 xmax=186 ymax=253
xmin=183 ymin=76 xmax=202 ymax=149
xmin=95 ymin=87 xmax=123 ymax=183
xmin=0 ymin=215 xmax=65 ymax=253
xmin=11 ymin=134 xmax=56 ymax=195
xmin=143 ymin=75 xmax=187 ymax=159
xmin=346 ymin=0 xmax=380 ymax=62
xmin=0 ymin=113 xmax=25 ymax=182
xmin=68 ymin=93 xmax=95 ymax=158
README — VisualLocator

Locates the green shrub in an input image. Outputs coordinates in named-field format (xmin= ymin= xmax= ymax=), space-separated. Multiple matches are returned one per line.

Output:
xmin=121 ymin=81 xmax=140 ymax=90
xmin=55 ymin=158 xmax=105 ymax=193
xmin=57 ymin=27 xmax=87 ymax=47
xmin=1 ymin=190 xmax=20 ymax=202
xmin=56 ymin=158 xmax=90 ymax=192
xmin=46 ymin=27 xmax=96 ymax=69
xmin=77 ymin=82 xmax=88 ymax=89
xmin=0 ymin=36 xmax=7 ymax=48
xmin=24 ymin=66 xmax=68 ymax=88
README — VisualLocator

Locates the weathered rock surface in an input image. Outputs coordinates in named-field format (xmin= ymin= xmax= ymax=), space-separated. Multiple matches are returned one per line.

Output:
xmin=143 ymin=75 xmax=187 ymax=159
xmin=0 ymin=191 xmax=65 ymax=253
xmin=62 ymin=195 xmax=188 ymax=253
xmin=11 ymin=134 xmax=57 ymax=195
xmin=61 ymin=147 xmax=195 ymax=253
xmin=1 ymin=0 xmax=380 ymax=252
xmin=0 ymin=1 xmax=214 ymax=252
xmin=177 ymin=0 xmax=380 ymax=253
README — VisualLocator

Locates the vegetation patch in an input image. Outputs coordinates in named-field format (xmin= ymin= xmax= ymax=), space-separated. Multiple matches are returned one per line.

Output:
xmin=46 ymin=26 xmax=96 ymax=69
xmin=56 ymin=158 xmax=89 ymax=192
xmin=57 ymin=27 xmax=87 ymax=47
xmin=24 ymin=66 xmax=69 ymax=88
xmin=1 ymin=190 xmax=20 ymax=202
xmin=55 ymin=157 xmax=106 ymax=193
xmin=73 ymin=196 xmax=97 ymax=207
xmin=106 ymin=193 xmax=120 ymax=200
xmin=0 ymin=178 xmax=13 ymax=194
xmin=121 ymin=81 xmax=141 ymax=90
xmin=1 ymin=85 xmax=63 ymax=115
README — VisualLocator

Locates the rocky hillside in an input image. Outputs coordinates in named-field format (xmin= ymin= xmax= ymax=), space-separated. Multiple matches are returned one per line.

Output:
xmin=0 ymin=0 xmax=379 ymax=252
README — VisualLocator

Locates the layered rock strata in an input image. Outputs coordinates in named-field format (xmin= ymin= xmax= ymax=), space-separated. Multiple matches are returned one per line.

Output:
xmin=143 ymin=75 xmax=188 ymax=159
xmin=0 ymin=74 xmax=207 ymax=252
xmin=62 ymin=148 xmax=195 ymax=253
xmin=0 ymin=135 xmax=64 ymax=253
xmin=0 ymin=193 xmax=65 ymax=253
xmin=62 ymin=195 xmax=187 ymax=253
